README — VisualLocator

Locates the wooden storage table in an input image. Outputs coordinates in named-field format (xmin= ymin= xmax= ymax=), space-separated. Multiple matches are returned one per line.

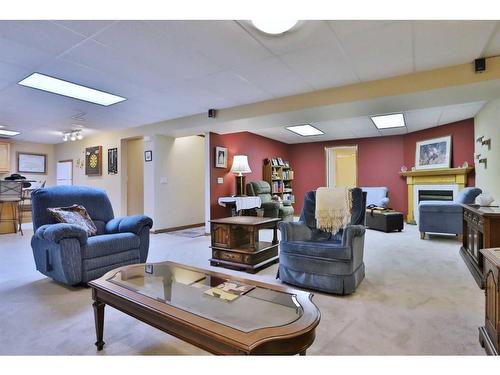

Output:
xmin=210 ymin=216 xmax=280 ymax=273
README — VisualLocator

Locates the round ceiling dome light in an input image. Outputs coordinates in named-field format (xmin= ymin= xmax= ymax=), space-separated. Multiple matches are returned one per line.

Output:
xmin=251 ymin=20 xmax=298 ymax=35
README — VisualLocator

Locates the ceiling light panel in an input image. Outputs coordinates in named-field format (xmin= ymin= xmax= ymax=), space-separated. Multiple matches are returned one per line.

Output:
xmin=286 ymin=124 xmax=324 ymax=136
xmin=370 ymin=113 xmax=406 ymax=129
xmin=18 ymin=73 xmax=126 ymax=106
xmin=0 ymin=129 xmax=21 ymax=137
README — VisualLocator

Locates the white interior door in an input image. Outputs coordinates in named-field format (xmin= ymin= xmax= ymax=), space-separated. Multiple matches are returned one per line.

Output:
xmin=57 ymin=160 xmax=73 ymax=186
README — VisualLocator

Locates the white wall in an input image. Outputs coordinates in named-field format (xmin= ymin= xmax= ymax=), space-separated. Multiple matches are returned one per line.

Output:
xmin=0 ymin=141 xmax=56 ymax=186
xmin=153 ymin=135 xmax=205 ymax=229
xmin=54 ymin=131 xmax=205 ymax=231
xmin=474 ymin=98 xmax=500 ymax=203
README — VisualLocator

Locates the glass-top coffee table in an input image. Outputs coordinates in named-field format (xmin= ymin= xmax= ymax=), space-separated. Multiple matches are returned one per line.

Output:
xmin=89 ymin=261 xmax=320 ymax=355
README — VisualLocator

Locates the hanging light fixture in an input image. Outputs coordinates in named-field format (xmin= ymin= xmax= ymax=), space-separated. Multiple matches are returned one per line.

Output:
xmin=62 ymin=129 xmax=84 ymax=142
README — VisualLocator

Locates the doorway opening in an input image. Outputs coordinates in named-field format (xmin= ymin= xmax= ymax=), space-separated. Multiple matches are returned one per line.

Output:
xmin=56 ymin=160 xmax=73 ymax=186
xmin=325 ymin=146 xmax=358 ymax=188
xmin=125 ymin=138 xmax=144 ymax=216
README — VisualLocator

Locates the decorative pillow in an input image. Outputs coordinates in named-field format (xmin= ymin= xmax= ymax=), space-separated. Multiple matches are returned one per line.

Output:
xmin=47 ymin=204 xmax=97 ymax=236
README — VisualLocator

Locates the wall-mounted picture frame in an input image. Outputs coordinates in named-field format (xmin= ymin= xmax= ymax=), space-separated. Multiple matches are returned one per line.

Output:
xmin=144 ymin=150 xmax=153 ymax=162
xmin=85 ymin=146 xmax=102 ymax=176
xmin=108 ymin=148 xmax=118 ymax=174
xmin=17 ymin=152 xmax=47 ymax=174
xmin=415 ymin=135 xmax=452 ymax=170
xmin=215 ymin=146 xmax=228 ymax=168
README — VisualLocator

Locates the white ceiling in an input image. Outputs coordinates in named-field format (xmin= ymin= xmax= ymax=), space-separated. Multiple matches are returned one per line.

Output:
xmin=251 ymin=101 xmax=486 ymax=144
xmin=0 ymin=20 xmax=499 ymax=143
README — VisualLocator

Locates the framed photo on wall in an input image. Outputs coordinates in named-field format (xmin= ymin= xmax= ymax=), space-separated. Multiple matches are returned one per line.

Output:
xmin=17 ymin=152 xmax=47 ymax=174
xmin=144 ymin=150 xmax=152 ymax=162
xmin=85 ymin=146 xmax=102 ymax=176
xmin=415 ymin=135 xmax=452 ymax=170
xmin=108 ymin=148 xmax=118 ymax=174
xmin=215 ymin=146 xmax=228 ymax=168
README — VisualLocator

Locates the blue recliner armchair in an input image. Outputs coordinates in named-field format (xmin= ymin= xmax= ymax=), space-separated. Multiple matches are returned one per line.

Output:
xmin=31 ymin=186 xmax=153 ymax=285
xmin=361 ymin=186 xmax=389 ymax=208
xmin=418 ymin=187 xmax=482 ymax=239
xmin=278 ymin=188 xmax=366 ymax=295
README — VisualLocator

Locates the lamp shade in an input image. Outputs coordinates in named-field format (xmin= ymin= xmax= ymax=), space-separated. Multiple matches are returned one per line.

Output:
xmin=230 ymin=155 xmax=252 ymax=174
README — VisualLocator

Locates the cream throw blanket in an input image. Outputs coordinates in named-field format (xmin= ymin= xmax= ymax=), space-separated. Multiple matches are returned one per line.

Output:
xmin=315 ymin=187 xmax=352 ymax=233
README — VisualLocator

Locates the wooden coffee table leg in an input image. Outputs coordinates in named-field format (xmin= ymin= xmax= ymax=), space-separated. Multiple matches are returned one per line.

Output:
xmin=93 ymin=300 xmax=105 ymax=351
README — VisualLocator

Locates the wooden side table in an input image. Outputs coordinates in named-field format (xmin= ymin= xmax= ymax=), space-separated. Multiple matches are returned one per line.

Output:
xmin=479 ymin=248 xmax=500 ymax=355
xmin=209 ymin=216 xmax=280 ymax=273
xmin=460 ymin=205 xmax=500 ymax=288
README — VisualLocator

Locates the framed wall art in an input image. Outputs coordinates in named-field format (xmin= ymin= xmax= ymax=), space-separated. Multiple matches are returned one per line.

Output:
xmin=415 ymin=135 xmax=452 ymax=170
xmin=144 ymin=150 xmax=152 ymax=162
xmin=17 ymin=152 xmax=47 ymax=174
xmin=85 ymin=146 xmax=102 ymax=176
xmin=215 ymin=146 xmax=228 ymax=168
xmin=108 ymin=148 xmax=118 ymax=174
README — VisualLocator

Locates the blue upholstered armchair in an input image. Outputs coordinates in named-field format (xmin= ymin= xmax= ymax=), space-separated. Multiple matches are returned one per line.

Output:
xmin=361 ymin=186 xmax=389 ymax=208
xmin=418 ymin=187 xmax=482 ymax=239
xmin=31 ymin=186 xmax=153 ymax=285
xmin=278 ymin=188 xmax=366 ymax=295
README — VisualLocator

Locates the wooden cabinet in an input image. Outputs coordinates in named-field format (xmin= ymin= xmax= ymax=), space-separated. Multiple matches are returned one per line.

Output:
xmin=460 ymin=205 xmax=500 ymax=288
xmin=0 ymin=141 xmax=10 ymax=173
xmin=209 ymin=217 xmax=280 ymax=274
xmin=479 ymin=248 xmax=500 ymax=355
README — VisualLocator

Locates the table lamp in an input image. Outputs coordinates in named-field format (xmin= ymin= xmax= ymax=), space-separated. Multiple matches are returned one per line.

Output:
xmin=230 ymin=155 xmax=252 ymax=196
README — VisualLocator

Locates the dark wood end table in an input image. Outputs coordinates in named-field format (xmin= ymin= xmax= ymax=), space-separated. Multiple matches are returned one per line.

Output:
xmin=209 ymin=216 xmax=281 ymax=273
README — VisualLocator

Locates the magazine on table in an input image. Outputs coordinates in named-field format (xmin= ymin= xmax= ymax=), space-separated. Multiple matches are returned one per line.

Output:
xmin=204 ymin=281 xmax=255 ymax=302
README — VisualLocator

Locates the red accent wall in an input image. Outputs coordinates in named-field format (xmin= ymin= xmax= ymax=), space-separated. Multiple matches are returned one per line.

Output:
xmin=403 ymin=119 xmax=475 ymax=188
xmin=289 ymin=135 xmax=406 ymax=214
xmin=210 ymin=119 xmax=475 ymax=219
xmin=210 ymin=132 xmax=291 ymax=219
xmin=290 ymin=119 xmax=475 ymax=214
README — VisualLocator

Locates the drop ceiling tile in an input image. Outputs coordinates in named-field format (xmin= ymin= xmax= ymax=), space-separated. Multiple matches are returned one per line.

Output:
xmin=378 ymin=127 xmax=408 ymax=136
xmin=232 ymin=57 xmax=313 ymax=98
xmin=404 ymin=107 xmax=442 ymax=132
xmin=196 ymin=71 xmax=274 ymax=106
xmin=147 ymin=20 xmax=272 ymax=69
xmin=169 ymin=80 xmax=235 ymax=110
xmin=438 ymin=102 xmax=485 ymax=125
xmin=0 ymin=36 xmax=55 ymax=70
xmin=414 ymin=21 xmax=497 ymax=71
xmin=0 ymin=20 xmax=85 ymax=57
xmin=332 ymin=21 xmax=413 ymax=80
xmin=51 ymin=20 xmax=115 ymax=37
xmin=280 ymin=43 xmax=359 ymax=90
xmin=484 ymin=23 xmax=500 ymax=56
xmin=313 ymin=119 xmax=356 ymax=139
xmin=347 ymin=117 xmax=380 ymax=138
xmin=89 ymin=21 xmax=222 ymax=84
xmin=327 ymin=21 xmax=396 ymax=40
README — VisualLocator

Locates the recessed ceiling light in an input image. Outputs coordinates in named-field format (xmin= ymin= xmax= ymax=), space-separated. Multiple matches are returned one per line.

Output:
xmin=0 ymin=129 xmax=21 ymax=137
xmin=370 ymin=113 xmax=406 ymax=129
xmin=251 ymin=20 xmax=298 ymax=34
xmin=286 ymin=124 xmax=324 ymax=137
xmin=18 ymin=73 xmax=126 ymax=106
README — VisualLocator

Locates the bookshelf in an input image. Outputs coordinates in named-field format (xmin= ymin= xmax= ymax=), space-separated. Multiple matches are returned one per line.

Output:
xmin=263 ymin=158 xmax=295 ymax=204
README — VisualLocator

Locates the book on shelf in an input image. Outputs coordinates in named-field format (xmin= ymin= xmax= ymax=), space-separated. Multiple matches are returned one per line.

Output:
xmin=204 ymin=281 xmax=255 ymax=302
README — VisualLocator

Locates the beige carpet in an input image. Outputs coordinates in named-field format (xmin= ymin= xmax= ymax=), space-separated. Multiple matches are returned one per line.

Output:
xmin=0 ymin=224 xmax=485 ymax=355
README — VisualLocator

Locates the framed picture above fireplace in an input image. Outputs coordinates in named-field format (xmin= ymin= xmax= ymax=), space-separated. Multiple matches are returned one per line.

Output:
xmin=415 ymin=135 xmax=451 ymax=170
